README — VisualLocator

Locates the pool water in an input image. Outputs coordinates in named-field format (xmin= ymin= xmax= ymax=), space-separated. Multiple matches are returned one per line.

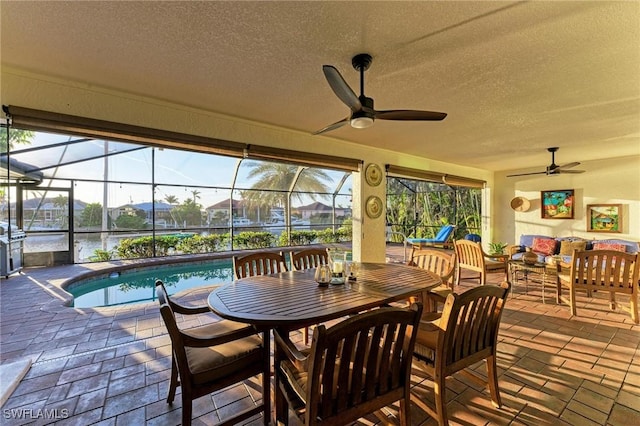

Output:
xmin=69 ymin=259 xmax=234 ymax=308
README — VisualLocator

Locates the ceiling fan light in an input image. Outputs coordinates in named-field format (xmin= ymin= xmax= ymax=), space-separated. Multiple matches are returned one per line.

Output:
xmin=350 ymin=116 xmax=374 ymax=129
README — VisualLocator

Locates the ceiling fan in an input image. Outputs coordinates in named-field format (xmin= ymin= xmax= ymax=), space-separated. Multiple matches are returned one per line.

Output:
xmin=507 ymin=147 xmax=585 ymax=177
xmin=313 ymin=53 xmax=447 ymax=135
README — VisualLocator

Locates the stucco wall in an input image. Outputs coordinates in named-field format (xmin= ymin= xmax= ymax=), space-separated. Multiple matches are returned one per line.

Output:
xmin=494 ymin=155 xmax=640 ymax=246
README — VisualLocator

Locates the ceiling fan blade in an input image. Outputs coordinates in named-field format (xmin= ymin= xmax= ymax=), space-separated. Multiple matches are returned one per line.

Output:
xmin=375 ymin=109 xmax=447 ymax=121
xmin=508 ymin=147 xmax=585 ymax=178
xmin=322 ymin=65 xmax=361 ymax=111
xmin=312 ymin=117 xmax=350 ymax=135
xmin=558 ymin=169 xmax=585 ymax=174
xmin=558 ymin=161 xmax=580 ymax=169
xmin=507 ymin=171 xmax=547 ymax=177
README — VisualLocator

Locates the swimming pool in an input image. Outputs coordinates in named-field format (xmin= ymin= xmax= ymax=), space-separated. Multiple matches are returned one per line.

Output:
xmin=68 ymin=259 xmax=234 ymax=308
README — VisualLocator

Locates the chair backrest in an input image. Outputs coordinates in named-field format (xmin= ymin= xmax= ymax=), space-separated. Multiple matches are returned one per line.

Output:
xmin=454 ymin=239 xmax=486 ymax=271
xmin=436 ymin=282 xmax=510 ymax=374
xmin=434 ymin=224 xmax=456 ymax=242
xmin=289 ymin=248 xmax=328 ymax=271
xmin=233 ymin=251 xmax=288 ymax=279
xmin=304 ymin=304 xmax=423 ymax=425
xmin=155 ymin=282 xmax=189 ymax=377
xmin=568 ymin=250 xmax=639 ymax=293
xmin=409 ymin=248 xmax=456 ymax=285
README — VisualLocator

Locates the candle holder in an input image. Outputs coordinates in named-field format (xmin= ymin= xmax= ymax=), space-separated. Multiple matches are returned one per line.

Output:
xmin=329 ymin=251 xmax=346 ymax=285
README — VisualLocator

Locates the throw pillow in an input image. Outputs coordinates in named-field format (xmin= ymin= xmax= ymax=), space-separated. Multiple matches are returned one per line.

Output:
xmin=532 ymin=237 xmax=557 ymax=256
xmin=593 ymin=242 xmax=626 ymax=252
xmin=560 ymin=240 xmax=587 ymax=256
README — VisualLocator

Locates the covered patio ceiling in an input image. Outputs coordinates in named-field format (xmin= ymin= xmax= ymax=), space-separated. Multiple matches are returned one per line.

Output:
xmin=1 ymin=1 xmax=639 ymax=172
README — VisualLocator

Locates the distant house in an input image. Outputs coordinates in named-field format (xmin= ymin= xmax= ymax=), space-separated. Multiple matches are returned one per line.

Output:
xmin=295 ymin=202 xmax=350 ymax=220
xmin=110 ymin=202 xmax=173 ymax=226
xmin=19 ymin=197 xmax=87 ymax=229
xmin=205 ymin=199 xmax=249 ymax=225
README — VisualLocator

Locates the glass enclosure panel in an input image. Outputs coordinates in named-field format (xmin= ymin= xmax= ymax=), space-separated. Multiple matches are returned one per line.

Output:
xmin=5 ymin=126 xmax=355 ymax=265
xmin=9 ymin=132 xmax=152 ymax=182
xmin=22 ymin=189 xmax=70 ymax=231
xmin=38 ymin=179 xmax=71 ymax=188
xmin=235 ymin=160 xmax=297 ymax=191
xmin=154 ymin=148 xmax=237 ymax=188
xmin=387 ymin=177 xmax=481 ymax=241
xmin=24 ymin=232 xmax=69 ymax=253
xmin=0 ymin=184 xmax=16 ymax=228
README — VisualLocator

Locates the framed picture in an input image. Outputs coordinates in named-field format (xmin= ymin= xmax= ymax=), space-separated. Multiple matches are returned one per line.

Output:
xmin=587 ymin=204 xmax=622 ymax=232
xmin=541 ymin=189 xmax=574 ymax=219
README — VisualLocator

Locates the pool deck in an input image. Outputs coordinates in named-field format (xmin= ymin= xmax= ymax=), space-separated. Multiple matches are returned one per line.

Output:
xmin=1 ymin=244 xmax=639 ymax=425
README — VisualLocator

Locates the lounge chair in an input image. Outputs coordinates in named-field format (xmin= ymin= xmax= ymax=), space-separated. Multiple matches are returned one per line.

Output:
xmin=406 ymin=224 xmax=456 ymax=250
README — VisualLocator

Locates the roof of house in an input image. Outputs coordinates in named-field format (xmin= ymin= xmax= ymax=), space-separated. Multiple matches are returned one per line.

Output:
xmin=206 ymin=198 xmax=245 ymax=210
xmin=115 ymin=202 xmax=173 ymax=212
xmin=297 ymin=202 xmax=333 ymax=211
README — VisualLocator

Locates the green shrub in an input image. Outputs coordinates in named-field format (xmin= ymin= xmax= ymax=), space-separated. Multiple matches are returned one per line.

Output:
xmin=89 ymin=249 xmax=113 ymax=262
xmin=232 ymin=231 xmax=275 ymax=249
xmin=278 ymin=230 xmax=318 ymax=246
xmin=175 ymin=233 xmax=230 ymax=253
xmin=115 ymin=235 xmax=180 ymax=259
xmin=316 ymin=225 xmax=352 ymax=244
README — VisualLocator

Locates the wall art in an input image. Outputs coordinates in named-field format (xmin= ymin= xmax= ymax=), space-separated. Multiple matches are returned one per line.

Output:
xmin=586 ymin=204 xmax=622 ymax=232
xmin=541 ymin=189 xmax=574 ymax=219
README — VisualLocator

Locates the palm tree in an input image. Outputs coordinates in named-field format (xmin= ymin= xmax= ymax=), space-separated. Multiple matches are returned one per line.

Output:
xmin=164 ymin=194 xmax=179 ymax=227
xmin=164 ymin=194 xmax=179 ymax=205
xmin=52 ymin=194 xmax=69 ymax=228
xmin=1 ymin=128 xmax=34 ymax=151
xmin=242 ymin=162 xmax=331 ymax=221
xmin=190 ymin=190 xmax=201 ymax=203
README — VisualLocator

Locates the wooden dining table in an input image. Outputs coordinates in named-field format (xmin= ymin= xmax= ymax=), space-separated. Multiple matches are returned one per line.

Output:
xmin=207 ymin=261 xmax=441 ymax=424
xmin=207 ymin=261 xmax=442 ymax=330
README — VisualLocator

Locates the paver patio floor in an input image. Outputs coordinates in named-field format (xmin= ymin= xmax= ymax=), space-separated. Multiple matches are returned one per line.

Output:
xmin=1 ymin=245 xmax=639 ymax=425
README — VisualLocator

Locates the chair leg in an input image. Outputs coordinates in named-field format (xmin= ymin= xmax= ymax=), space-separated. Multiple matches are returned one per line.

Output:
xmin=569 ymin=286 xmax=577 ymax=316
xmin=181 ymin=388 xmax=192 ymax=426
xmin=303 ymin=326 xmax=309 ymax=345
xmin=455 ymin=265 xmax=461 ymax=286
xmin=433 ymin=375 xmax=448 ymax=426
xmin=486 ymin=355 xmax=502 ymax=408
xmin=630 ymin=293 xmax=639 ymax=324
xmin=399 ymin=394 xmax=411 ymax=426
xmin=261 ymin=330 xmax=272 ymax=425
xmin=609 ymin=291 xmax=617 ymax=310
xmin=275 ymin=381 xmax=289 ymax=425
xmin=167 ymin=356 xmax=178 ymax=403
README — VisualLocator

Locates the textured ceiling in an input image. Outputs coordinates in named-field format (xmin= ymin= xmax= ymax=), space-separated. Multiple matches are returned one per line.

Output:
xmin=1 ymin=1 xmax=639 ymax=173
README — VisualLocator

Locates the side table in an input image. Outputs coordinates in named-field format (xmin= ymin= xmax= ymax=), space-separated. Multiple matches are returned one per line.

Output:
xmin=508 ymin=259 xmax=558 ymax=303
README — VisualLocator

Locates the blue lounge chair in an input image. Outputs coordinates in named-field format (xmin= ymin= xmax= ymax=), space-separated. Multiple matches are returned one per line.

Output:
xmin=406 ymin=224 xmax=456 ymax=250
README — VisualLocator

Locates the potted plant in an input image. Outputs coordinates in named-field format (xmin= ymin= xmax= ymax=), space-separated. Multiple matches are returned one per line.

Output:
xmin=489 ymin=242 xmax=508 ymax=256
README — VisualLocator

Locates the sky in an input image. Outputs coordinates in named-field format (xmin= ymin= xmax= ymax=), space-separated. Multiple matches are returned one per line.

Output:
xmin=8 ymin=131 xmax=353 ymax=209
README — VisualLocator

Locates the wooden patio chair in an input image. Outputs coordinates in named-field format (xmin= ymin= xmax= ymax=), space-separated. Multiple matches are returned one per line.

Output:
xmin=289 ymin=248 xmax=329 ymax=271
xmin=274 ymin=303 xmax=423 ymax=425
xmin=288 ymin=248 xmax=330 ymax=344
xmin=411 ymin=282 xmax=510 ymax=426
xmin=557 ymin=249 xmax=639 ymax=323
xmin=408 ymin=248 xmax=456 ymax=312
xmin=155 ymin=280 xmax=270 ymax=426
xmin=233 ymin=251 xmax=288 ymax=280
xmin=454 ymin=239 xmax=508 ymax=286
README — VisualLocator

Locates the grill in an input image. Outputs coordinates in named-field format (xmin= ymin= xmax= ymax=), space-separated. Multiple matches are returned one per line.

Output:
xmin=0 ymin=223 xmax=26 ymax=278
